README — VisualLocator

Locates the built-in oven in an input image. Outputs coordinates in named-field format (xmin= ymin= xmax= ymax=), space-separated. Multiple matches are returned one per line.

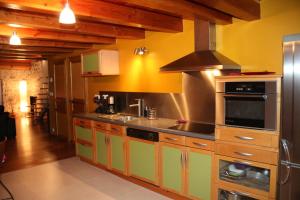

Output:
xmin=216 ymin=81 xmax=278 ymax=130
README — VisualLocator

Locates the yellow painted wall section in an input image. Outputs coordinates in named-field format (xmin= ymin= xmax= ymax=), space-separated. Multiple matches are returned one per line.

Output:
xmin=216 ymin=0 xmax=300 ymax=74
xmin=88 ymin=20 xmax=194 ymax=93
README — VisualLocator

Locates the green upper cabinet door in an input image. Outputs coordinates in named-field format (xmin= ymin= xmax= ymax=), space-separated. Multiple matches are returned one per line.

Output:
xmin=160 ymin=144 xmax=185 ymax=195
xmin=129 ymin=139 xmax=157 ymax=184
xmin=187 ymin=149 xmax=212 ymax=200
xmin=96 ymin=131 xmax=108 ymax=167
xmin=75 ymin=125 xmax=93 ymax=143
xmin=82 ymin=52 xmax=99 ymax=73
xmin=81 ymin=50 xmax=119 ymax=76
xmin=110 ymin=135 xmax=125 ymax=173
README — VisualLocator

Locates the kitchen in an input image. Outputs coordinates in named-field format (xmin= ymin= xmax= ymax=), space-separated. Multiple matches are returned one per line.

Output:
xmin=0 ymin=0 xmax=300 ymax=200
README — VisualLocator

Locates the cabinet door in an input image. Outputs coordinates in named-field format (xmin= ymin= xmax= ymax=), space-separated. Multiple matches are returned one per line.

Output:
xmin=75 ymin=125 xmax=92 ymax=143
xmin=82 ymin=52 xmax=99 ymax=74
xmin=96 ymin=131 xmax=108 ymax=167
xmin=128 ymin=139 xmax=158 ymax=184
xmin=77 ymin=143 xmax=93 ymax=161
xmin=110 ymin=135 xmax=125 ymax=173
xmin=186 ymin=148 xmax=213 ymax=200
xmin=160 ymin=143 xmax=185 ymax=195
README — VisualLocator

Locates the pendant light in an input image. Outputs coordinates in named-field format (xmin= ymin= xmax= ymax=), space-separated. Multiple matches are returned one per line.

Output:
xmin=9 ymin=31 xmax=21 ymax=45
xmin=59 ymin=0 xmax=76 ymax=24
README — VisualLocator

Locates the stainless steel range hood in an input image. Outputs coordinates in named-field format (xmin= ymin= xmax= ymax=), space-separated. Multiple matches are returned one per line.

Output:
xmin=160 ymin=19 xmax=241 ymax=72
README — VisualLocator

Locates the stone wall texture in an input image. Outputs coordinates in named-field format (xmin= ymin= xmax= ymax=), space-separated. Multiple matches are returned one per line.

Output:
xmin=0 ymin=61 xmax=48 ymax=113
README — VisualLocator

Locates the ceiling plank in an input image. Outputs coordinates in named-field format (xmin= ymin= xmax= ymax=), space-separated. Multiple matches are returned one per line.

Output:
xmin=0 ymin=60 xmax=31 ymax=70
xmin=0 ymin=55 xmax=45 ymax=60
xmin=0 ymin=0 xmax=183 ymax=32
xmin=0 ymin=45 xmax=75 ymax=53
xmin=0 ymin=36 xmax=92 ymax=48
xmin=0 ymin=24 xmax=115 ymax=44
xmin=0 ymin=9 xmax=145 ymax=39
xmin=190 ymin=0 xmax=260 ymax=20
xmin=0 ymin=49 xmax=58 ymax=56
xmin=103 ymin=0 xmax=232 ymax=24
xmin=0 ymin=53 xmax=42 ymax=58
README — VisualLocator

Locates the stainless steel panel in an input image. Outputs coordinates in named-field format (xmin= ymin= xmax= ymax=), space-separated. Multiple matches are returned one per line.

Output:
xmin=98 ymin=71 xmax=218 ymax=124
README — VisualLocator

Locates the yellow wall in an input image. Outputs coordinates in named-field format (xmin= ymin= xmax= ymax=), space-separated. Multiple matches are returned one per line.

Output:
xmin=88 ymin=20 xmax=194 ymax=96
xmin=217 ymin=0 xmax=300 ymax=74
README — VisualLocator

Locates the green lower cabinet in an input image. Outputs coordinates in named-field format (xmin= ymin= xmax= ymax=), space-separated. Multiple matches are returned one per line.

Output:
xmin=129 ymin=140 xmax=157 ymax=183
xmin=75 ymin=125 xmax=92 ymax=142
xmin=110 ymin=135 xmax=125 ymax=173
xmin=187 ymin=151 xmax=212 ymax=200
xmin=161 ymin=145 xmax=184 ymax=194
xmin=96 ymin=131 xmax=108 ymax=166
xmin=77 ymin=143 xmax=93 ymax=160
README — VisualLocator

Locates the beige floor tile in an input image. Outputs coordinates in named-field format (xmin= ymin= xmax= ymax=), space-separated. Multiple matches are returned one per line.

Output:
xmin=1 ymin=157 xmax=171 ymax=200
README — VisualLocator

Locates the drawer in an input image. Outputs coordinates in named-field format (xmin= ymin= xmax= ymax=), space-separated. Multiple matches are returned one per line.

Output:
xmin=159 ymin=133 xmax=185 ymax=146
xmin=186 ymin=137 xmax=214 ymax=151
xmin=216 ymin=127 xmax=279 ymax=149
xmin=94 ymin=121 xmax=110 ymax=131
xmin=215 ymin=142 xmax=278 ymax=165
xmin=110 ymin=124 xmax=125 ymax=136
xmin=74 ymin=118 xmax=92 ymax=128
xmin=75 ymin=125 xmax=93 ymax=143
xmin=77 ymin=143 xmax=93 ymax=161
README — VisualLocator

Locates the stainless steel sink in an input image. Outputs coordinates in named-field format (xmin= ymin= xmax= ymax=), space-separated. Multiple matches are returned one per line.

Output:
xmin=97 ymin=113 xmax=137 ymax=122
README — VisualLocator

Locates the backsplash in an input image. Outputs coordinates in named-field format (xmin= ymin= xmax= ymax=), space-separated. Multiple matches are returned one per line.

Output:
xmin=96 ymin=72 xmax=216 ymax=124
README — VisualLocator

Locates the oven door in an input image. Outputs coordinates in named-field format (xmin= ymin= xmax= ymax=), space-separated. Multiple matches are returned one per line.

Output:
xmin=216 ymin=93 xmax=277 ymax=130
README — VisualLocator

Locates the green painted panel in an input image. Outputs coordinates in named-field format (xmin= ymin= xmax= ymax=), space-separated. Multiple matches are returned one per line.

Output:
xmin=129 ymin=140 xmax=156 ymax=182
xmin=110 ymin=135 xmax=125 ymax=172
xmin=162 ymin=145 xmax=183 ymax=193
xmin=96 ymin=131 xmax=107 ymax=166
xmin=82 ymin=53 xmax=99 ymax=72
xmin=77 ymin=143 xmax=92 ymax=160
xmin=188 ymin=151 xmax=212 ymax=200
xmin=75 ymin=126 xmax=92 ymax=142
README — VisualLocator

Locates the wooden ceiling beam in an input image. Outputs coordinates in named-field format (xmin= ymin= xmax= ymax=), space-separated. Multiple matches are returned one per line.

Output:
xmin=0 ymin=49 xmax=58 ymax=56
xmin=103 ymin=0 xmax=232 ymax=24
xmin=0 ymin=45 xmax=74 ymax=53
xmin=0 ymin=9 xmax=145 ymax=39
xmin=0 ymin=53 xmax=42 ymax=58
xmin=0 ymin=0 xmax=182 ymax=32
xmin=0 ymin=24 xmax=115 ymax=44
xmin=190 ymin=0 xmax=260 ymax=20
xmin=0 ymin=55 xmax=45 ymax=60
xmin=0 ymin=36 xmax=92 ymax=49
xmin=0 ymin=59 xmax=31 ymax=70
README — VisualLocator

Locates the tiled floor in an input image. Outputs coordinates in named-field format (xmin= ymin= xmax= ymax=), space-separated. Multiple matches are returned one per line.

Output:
xmin=0 ymin=157 xmax=171 ymax=200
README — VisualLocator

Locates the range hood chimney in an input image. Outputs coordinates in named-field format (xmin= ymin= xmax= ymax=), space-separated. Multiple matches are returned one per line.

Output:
xmin=160 ymin=18 xmax=241 ymax=72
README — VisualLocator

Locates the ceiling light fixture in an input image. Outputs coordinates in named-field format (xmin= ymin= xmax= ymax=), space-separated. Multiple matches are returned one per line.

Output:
xmin=59 ymin=0 xmax=76 ymax=24
xmin=9 ymin=31 xmax=21 ymax=45
xmin=134 ymin=47 xmax=148 ymax=56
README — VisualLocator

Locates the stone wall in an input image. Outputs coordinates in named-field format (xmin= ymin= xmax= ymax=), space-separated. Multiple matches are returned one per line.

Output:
xmin=0 ymin=61 xmax=48 ymax=114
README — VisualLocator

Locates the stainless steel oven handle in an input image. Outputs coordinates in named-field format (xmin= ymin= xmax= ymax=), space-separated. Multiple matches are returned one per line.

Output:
xmin=223 ymin=94 xmax=268 ymax=99
xmin=228 ymin=190 xmax=251 ymax=197
xmin=280 ymin=139 xmax=291 ymax=185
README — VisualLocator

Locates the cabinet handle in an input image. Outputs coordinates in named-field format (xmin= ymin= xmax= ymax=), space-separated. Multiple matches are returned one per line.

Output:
xmin=229 ymin=191 xmax=251 ymax=197
xmin=185 ymin=152 xmax=188 ymax=165
xmin=111 ymin=127 xmax=119 ymax=132
xmin=192 ymin=142 xmax=207 ymax=147
xmin=165 ymin=137 xmax=177 ymax=141
xmin=105 ymin=136 xmax=108 ymax=144
xmin=79 ymin=125 xmax=85 ymax=128
xmin=235 ymin=136 xmax=254 ymax=141
xmin=180 ymin=152 xmax=184 ymax=166
xmin=234 ymin=152 xmax=253 ymax=157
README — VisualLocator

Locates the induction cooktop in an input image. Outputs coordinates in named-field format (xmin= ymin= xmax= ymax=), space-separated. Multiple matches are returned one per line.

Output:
xmin=168 ymin=122 xmax=215 ymax=135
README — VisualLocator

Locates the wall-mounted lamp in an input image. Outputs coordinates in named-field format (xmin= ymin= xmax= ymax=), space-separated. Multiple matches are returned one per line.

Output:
xmin=9 ymin=31 xmax=21 ymax=45
xmin=59 ymin=0 xmax=76 ymax=24
xmin=134 ymin=47 xmax=148 ymax=56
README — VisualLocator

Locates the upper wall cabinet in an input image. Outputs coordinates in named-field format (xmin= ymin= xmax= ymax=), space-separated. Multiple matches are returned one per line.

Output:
xmin=81 ymin=50 xmax=119 ymax=76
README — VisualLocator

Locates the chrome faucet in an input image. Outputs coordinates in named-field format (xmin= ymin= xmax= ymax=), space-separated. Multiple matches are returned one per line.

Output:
xmin=129 ymin=99 xmax=144 ymax=117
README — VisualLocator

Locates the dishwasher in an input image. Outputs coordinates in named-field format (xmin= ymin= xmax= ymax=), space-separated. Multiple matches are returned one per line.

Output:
xmin=127 ymin=128 xmax=159 ymax=185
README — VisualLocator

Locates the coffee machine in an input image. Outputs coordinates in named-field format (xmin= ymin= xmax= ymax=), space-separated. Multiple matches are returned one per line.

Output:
xmin=94 ymin=93 xmax=116 ymax=114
